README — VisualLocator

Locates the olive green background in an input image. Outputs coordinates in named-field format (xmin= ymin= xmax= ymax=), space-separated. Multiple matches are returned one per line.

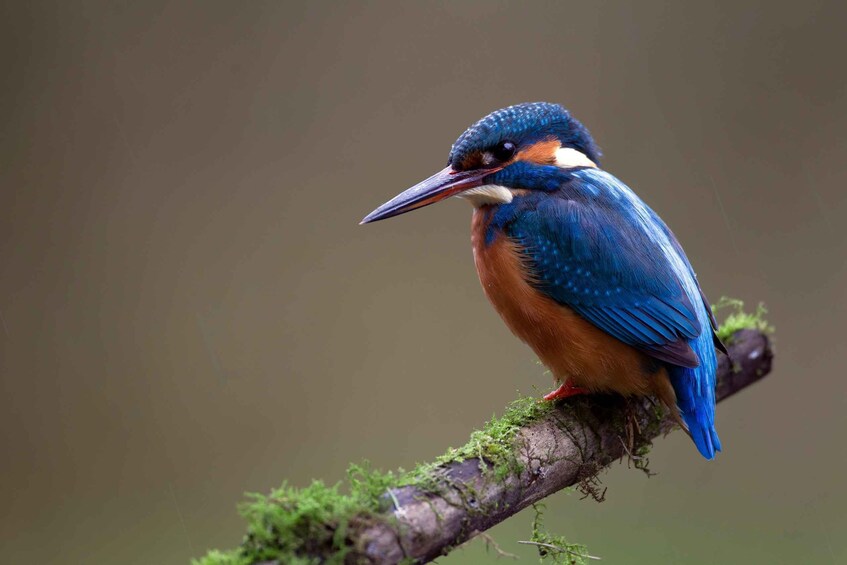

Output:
xmin=2 ymin=2 xmax=846 ymax=564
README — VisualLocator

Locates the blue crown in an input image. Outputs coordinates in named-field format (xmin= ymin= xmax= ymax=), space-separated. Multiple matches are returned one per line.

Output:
xmin=448 ymin=102 xmax=601 ymax=168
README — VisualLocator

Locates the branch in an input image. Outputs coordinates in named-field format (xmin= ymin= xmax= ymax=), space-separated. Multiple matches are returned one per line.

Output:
xmin=352 ymin=329 xmax=772 ymax=563
xmin=197 ymin=329 xmax=773 ymax=565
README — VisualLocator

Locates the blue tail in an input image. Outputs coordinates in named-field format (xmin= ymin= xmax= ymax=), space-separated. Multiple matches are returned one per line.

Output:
xmin=668 ymin=364 xmax=722 ymax=459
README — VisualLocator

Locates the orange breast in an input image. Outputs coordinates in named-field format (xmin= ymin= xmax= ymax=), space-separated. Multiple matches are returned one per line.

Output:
xmin=471 ymin=208 xmax=672 ymax=399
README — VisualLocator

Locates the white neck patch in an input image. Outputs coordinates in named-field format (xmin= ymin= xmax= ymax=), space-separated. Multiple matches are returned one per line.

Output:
xmin=456 ymin=184 xmax=513 ymax=207
xmin=554 ymin=147 xmax=597 ymax=169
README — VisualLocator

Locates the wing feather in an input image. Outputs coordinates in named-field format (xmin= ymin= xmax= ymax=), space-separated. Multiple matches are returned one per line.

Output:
xmin=508 ymin=173 xmax=703 ymax=367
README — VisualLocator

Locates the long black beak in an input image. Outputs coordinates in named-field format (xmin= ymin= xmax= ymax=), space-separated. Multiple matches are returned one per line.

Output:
xmin=360 ymin=165 xmax=502 ymax=224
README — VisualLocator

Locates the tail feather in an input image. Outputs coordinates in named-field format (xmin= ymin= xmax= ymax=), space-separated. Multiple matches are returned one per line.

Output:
xmin=668 ymin=365 xmax=721 ymax=459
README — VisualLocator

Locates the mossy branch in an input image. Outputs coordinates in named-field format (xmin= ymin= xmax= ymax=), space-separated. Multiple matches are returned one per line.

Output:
xmin=197 ymin=322 xmax=773 ymax=565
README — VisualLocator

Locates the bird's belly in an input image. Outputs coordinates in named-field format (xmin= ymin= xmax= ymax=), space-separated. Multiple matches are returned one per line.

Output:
xmin=471 ymin=209 xmax=658 ymax=396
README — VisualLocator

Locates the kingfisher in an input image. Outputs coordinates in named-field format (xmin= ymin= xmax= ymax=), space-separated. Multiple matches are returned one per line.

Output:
xmin=361 ymin=102 xmax=727 ymax=459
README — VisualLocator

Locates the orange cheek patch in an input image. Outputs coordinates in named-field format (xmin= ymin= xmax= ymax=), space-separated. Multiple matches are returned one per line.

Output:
xmin=515 ymin=138 xmax=560 ymax=165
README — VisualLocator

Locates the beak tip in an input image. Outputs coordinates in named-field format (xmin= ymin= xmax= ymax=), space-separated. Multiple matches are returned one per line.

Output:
xmin=361 ymin=204 xmax=396 ymax=225
xmin=359 ymin=165 xmax=485 ymax=227
xmin=359 ymin=211 xmax=378 ymax=225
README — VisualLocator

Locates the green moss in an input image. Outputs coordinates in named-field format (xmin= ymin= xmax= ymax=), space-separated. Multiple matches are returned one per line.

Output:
xmin=192 ymin=463 xmax=400 ymax=565
xmin=432 ymin=396 xmax=553 ymax=478
xmin=713 ymin=296 xmax=774 ymax=343
xmin=527 ymin=503 xmax=594 ymax=565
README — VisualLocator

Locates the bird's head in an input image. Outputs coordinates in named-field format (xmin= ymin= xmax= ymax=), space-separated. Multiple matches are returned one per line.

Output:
xmin=361 ymin=102 xmax=600 ymax=224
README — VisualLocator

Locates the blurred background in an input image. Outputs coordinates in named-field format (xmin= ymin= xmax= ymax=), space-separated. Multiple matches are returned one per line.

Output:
xmin=2 ymin=1 xmax=846 ymax=563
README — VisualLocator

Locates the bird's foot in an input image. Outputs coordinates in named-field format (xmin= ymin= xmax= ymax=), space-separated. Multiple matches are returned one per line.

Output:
xmin=542 ymin=381 xmax=588 ymax=402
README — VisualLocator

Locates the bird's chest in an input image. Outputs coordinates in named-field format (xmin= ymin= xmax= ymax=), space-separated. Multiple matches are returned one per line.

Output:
xmin=471 ymin=208 xmax=542 ymax=328
xmin=471 ymin=208 xmax=567 ymax=353
xmin=470 ymin=208 xmax=649 ymax=390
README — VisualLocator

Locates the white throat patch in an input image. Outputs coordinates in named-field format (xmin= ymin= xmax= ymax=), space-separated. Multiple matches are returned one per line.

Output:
xmin=554 ymin=147 xmax=597 ymax=169
xmin=456 ymin=184 xmax=514 ymax=207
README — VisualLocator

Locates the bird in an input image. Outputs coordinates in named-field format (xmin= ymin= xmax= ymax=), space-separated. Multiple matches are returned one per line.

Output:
xmin=361 ymin=102 xmax=727 ymax=459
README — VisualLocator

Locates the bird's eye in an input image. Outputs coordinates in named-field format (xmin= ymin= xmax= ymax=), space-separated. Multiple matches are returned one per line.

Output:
xmin=491 ymin=141 xmax=516 ymax=162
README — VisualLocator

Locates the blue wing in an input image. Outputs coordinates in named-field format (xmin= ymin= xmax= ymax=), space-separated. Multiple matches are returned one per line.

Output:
xmin=506 ymin=170 xmax=704 ymax=368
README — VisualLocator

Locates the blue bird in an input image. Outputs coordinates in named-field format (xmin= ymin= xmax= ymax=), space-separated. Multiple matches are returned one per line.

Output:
xmin=362 ymin=102 xmax=727 ymax=459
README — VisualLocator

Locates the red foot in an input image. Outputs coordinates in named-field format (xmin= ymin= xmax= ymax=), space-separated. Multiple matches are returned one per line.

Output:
xmin=543 ymin=381 xmax=589 ymax=401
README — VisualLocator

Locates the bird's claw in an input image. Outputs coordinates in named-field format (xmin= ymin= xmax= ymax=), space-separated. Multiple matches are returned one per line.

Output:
xmin=542 ymin=381 xmax=588 ymax=402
